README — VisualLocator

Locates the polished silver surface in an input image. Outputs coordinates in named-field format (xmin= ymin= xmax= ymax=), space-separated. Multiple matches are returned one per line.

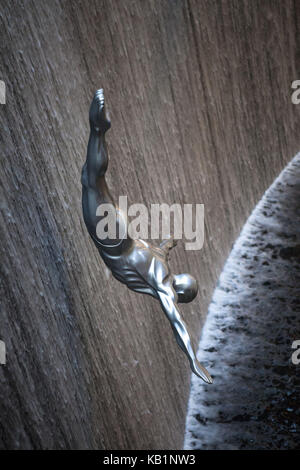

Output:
xmin=81 ymin=89 xmax=212 ymax=383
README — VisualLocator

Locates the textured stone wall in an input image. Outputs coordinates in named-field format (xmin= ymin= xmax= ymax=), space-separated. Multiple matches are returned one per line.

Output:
xmin=0 ymin=0 xmax=299 ymax=449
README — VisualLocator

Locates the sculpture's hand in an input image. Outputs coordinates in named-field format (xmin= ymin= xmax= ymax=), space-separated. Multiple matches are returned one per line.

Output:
xmin=89 ymin=89 xmax=111 ymax=133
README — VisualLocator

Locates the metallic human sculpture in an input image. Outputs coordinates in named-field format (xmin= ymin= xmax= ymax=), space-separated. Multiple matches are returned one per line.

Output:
xmin=81 ymin=89 xmax=212 ymax=383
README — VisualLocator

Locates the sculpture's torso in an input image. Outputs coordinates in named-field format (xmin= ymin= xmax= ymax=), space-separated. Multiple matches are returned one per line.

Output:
xmin=95 ymin=238 xmax=171 ymax=299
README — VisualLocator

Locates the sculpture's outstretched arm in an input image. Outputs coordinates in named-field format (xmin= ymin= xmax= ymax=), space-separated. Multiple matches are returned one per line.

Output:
xmin=157 ymin=285 xmax=212 ymax=383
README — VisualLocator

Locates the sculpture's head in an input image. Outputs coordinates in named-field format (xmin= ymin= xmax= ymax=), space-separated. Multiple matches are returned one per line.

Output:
xmin=173 ymin=273 xmax=198 ymax=303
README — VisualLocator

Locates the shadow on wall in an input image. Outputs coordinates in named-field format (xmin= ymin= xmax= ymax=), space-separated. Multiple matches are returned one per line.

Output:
xmin=184 ymin=153 xmax=300 ymax=450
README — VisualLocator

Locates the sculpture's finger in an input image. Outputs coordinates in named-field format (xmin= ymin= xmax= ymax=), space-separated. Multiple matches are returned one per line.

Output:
xmin=193 ymin=359 xmax=213 ymax=384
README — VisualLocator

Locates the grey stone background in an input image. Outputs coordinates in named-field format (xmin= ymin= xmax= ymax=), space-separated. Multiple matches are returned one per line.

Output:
xmin=1 ymin=0 xmax=300 ymax=449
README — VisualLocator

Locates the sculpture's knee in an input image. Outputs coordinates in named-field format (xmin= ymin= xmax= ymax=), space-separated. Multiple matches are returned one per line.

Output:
xmin=173 ymin=273 xmax=198 ymax=303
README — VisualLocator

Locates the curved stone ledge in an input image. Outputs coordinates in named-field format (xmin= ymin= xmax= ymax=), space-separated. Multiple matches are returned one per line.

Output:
xmin=185 ymin=153 xmax=300 ymax=450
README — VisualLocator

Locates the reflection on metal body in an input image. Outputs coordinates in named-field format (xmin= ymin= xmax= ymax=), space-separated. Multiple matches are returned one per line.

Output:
xmin=81 ymin=89 xmax=212 ymax=383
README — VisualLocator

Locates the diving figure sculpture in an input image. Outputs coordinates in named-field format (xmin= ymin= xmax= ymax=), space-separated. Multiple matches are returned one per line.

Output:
xmin=81 ymin=89 xmax=212 ymax=383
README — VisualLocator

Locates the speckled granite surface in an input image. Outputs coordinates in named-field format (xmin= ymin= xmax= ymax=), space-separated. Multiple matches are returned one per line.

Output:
xmin=185 ymin=154 xmax=300 ymax=450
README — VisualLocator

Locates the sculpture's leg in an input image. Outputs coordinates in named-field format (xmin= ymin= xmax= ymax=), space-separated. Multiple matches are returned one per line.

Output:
xmin=157 ymin=285 xmax=212 ymax=383
xmin=82 ymin=90 xmax=122 ymax=245
xmin=82 ymin=91 xmax=111 ymax=192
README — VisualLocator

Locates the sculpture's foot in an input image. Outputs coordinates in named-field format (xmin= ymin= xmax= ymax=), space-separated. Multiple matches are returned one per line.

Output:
xmin=89 ymin=89 xmax=111 ymax=133
xmin=191 ymin=359 xmax=213 ymax=384
xmin=160 ymin=236 xmax=177 ymax=256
